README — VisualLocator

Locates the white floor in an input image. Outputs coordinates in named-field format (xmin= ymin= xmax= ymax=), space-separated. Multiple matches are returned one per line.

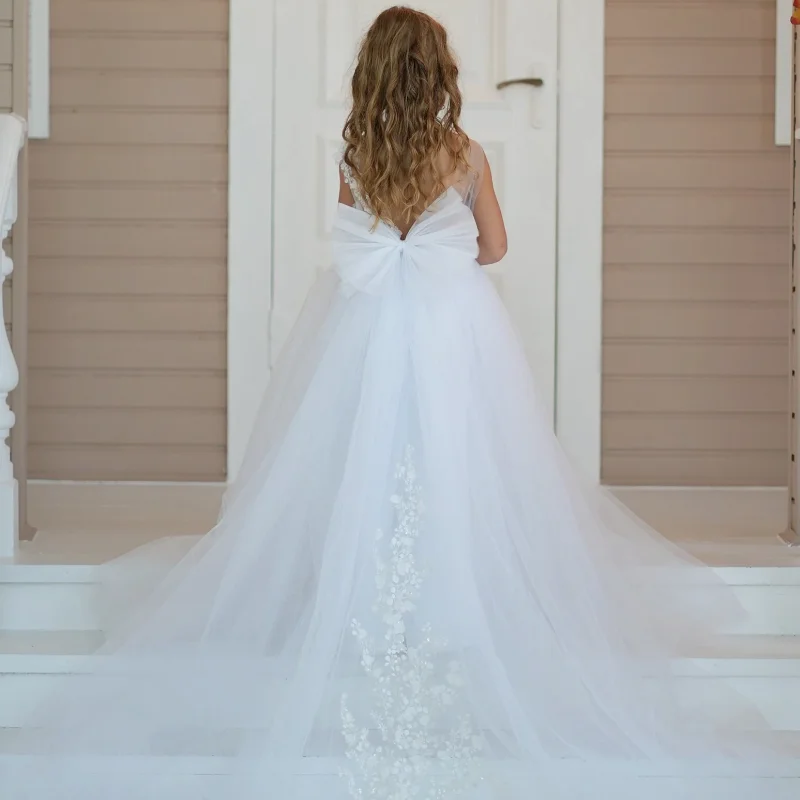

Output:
xmin=2 ymin=486 xmax=800 ymax=789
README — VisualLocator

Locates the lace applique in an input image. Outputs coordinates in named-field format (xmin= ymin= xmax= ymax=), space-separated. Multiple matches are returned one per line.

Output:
xmin=339 ymin=158 xmax=357 ymax=192
xmin=337 ymin=151 xmax=367 ymax=210
xmin=341 ymin=445 xmax=484 ymax=800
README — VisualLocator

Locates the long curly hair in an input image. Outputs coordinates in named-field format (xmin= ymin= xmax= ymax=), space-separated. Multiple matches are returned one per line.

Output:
xmin=342 ymin=7 xmax=471 ymax=228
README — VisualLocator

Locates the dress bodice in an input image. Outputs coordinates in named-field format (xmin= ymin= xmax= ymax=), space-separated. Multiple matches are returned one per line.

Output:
xmin=339 ymin=138 xmax=487 ymax=228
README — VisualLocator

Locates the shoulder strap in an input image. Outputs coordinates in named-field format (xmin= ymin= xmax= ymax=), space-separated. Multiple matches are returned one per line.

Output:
xmin=462 ymin=140 xmax=486 ymax=211
xmin=339 ymin=157 xmax=367 ymax=210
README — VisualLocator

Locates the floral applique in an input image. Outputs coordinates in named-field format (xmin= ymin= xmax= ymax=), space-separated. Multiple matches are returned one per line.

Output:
xmin=341 ymin=446 xmax=483 ymax=800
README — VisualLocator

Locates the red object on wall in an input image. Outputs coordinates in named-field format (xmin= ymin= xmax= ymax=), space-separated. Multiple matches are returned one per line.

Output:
xmin=793 ymin=0 xmax=800 ymax=25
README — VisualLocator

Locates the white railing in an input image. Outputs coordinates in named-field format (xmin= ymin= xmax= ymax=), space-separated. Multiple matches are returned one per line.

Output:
xmin=0 ymin=114 xmax=26 ymax=558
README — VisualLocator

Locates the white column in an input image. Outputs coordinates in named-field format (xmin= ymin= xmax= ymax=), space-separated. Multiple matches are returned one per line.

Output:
xmin=777 ymin=0 xmax=794 ymax=145
xmin=0 ymin=115 xmax=26 ymax=558
xmin=227 ymin=0 xmax=275 ymax=482
xmin=556 ymin=0 xmax=605 ymax=483
xmin=784 ymin=30 xmax=799 ymax=547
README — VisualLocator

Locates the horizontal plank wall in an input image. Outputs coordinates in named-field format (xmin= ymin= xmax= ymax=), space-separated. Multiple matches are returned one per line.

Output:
xmin=28 ymin=0 xmax=228 ymax=481
xmin=602 ymin=1 xmax=791 ymax=486
xmin=0 ymin=1 xmax=13 ymax=114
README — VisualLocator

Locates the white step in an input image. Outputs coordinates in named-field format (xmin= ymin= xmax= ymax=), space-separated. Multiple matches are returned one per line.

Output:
xmin=2 ymin=561 xmax=800 ymax=633
xmin=0 ymin=753 xmax=799 ymax=800
xmin=0 ymin=564 xmax=104 ymax=631
xmin=713 ymin=566 xmax=800 ymax=636
xmin=3 ymin=630 xmax=800 ymax=730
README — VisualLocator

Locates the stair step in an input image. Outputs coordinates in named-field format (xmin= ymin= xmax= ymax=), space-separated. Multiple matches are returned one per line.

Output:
xmin=677 ymin=635 xmax=800 ymax=677
xmin=2 ymin=631 xmax=800 ymax=729
xmin=0 ymin=630 xmax=798 ymax=671
xmin=0 ymin=630 xmax=105 ymax=657
xmin=2 ymin=563 xmax=800 ymax=633
xmin=1 ymin=751 xmax=800 ymax=800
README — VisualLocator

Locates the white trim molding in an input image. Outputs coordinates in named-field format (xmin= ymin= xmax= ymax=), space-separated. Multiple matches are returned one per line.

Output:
xmin=28 ymin=0 xmax=49 ymax=139
xmin=777 ymin=0 xmax=794 ymax=145
xmin=556 ymin=0 xmax=605 ymax=482
xmin=227 ymin=0 xmax=276 ymax=481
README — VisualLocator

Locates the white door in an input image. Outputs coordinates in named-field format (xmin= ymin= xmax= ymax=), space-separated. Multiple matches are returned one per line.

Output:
xmin=272 ymin=1 xmax=559 ymax=414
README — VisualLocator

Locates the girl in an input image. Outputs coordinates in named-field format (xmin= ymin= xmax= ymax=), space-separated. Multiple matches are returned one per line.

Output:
xmin=5 ymin=7 xmax=796 ymax=799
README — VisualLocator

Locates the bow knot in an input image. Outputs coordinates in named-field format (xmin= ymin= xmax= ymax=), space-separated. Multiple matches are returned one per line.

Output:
xmin=331 ymin=190 xmax=479 ymax=297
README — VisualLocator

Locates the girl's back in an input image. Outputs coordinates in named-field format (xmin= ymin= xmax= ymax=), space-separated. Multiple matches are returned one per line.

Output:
xmin=336 ymin=7 xmax=506 ymax=262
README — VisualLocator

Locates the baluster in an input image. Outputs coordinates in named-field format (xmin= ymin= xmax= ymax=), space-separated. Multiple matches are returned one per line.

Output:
xmin=0 ymin=162 xmax=18 ymax=557
xmin=0 ymin=115 xmax=24 ymax=558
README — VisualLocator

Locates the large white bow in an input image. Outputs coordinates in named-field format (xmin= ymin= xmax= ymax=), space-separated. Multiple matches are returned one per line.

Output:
xmin=331 ymin=188 xmax=479 ymax=296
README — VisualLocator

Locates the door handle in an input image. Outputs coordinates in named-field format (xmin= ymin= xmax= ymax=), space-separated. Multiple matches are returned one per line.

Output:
xmin=496 ymin=77 xmax=544 ymax=90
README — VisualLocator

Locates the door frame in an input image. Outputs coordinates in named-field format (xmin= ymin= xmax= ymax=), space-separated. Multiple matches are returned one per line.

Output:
xmin=227 ymin=0 xmax=606 ymax=483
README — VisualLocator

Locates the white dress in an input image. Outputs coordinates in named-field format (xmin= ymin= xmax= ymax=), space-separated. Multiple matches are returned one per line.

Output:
xmin=3 ymin=141 xmax=797 ymax=799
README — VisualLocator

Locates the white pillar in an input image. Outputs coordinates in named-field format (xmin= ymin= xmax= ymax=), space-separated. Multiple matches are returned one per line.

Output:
xmin=784 ymin=26 xmax=800 ymax=547
xmin=0 ymin=115 xmax=26 ymax=558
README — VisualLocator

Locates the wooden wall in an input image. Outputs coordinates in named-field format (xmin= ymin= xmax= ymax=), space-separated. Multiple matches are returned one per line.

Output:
xmin=603 ymin=1 xmax=791 ymax=486
xmin=28 ymin=0 xmax=228 ymax=481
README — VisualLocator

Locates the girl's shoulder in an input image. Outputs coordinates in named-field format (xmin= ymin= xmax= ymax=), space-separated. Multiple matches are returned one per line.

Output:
xmin=452 ymin=137 xmax=487 ymax=211
xmin=466 ymin=137 xmax=485 ymax=164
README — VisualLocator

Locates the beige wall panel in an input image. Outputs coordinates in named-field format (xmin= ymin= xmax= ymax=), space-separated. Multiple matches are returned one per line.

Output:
xmin=30 ymin=187 xmax=226 ymax=221
xmin=29 ymin=223 xmax=226 ymax=259
xmin=605 ymin=265 xmax=789 ymax=302
xmin=48 ymin=110 xmax=226 ymax=146
xmin=29 ymin=445 xmax=226 ymax=482
xmin=31 ymin=297 xmax=225 ymax=334
xmin=29 ymin=0 xmax=229 ymax=480
xmin=30 ymin=146 xmax=227 ymax=184
xmin=30 ymin=409 xmax=225 ymax=446
xmin=0 ymin=26 xmax=11 ymax=62
xmin=51 ymin=1 xmax=228 ymax=34
xmin=603 ymin=453 xmax=786 ymax=488
xmin=605 ymin=78 xmax=773 ymax=116
xmin=30 ymin=332 xmax=225 ymax=372
xmin=605 ymin=153 xmax=787 ymax=191
xmin=604 ymin=413 xmax=787 ymax=452
xmin=51 ymin=37 xmax=228 ymax=71
xmin=29 ymin=260 xmax=226 ymax=296
xmin=604 ymin=342 xmax=788 ymax=377
xmin=605 ymin=5 xmax=773 ymax=39
xmin=30 ymin=372 xmax=225 ymax=410
xmin=0 ymin=65 xmax=9 ymax=116
xmin=603 ymin=0 xmax=790 ymax=487
xmin=0 ymin=67 xmax=11 ymax=108
xmin=606 ymin=118 xmax=774 ymax=152
xmin=604 ymin=230 xmax=786 ymax=266
xmin=51 ymin=73 xmax=227 ymax=109
xmin=604 ymin=377 xmax=787 ymax=415
xmin=606 ymin=42 xmax=774 ymax=78
xmin=604 ymin=302 xmax=787 ymax=340
xmin=605 ymin=191 xmax=787 ymax=229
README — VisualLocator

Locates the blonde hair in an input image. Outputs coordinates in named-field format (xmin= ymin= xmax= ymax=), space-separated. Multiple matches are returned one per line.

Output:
xmin=341 ymin=6 xmax=471 ymax=227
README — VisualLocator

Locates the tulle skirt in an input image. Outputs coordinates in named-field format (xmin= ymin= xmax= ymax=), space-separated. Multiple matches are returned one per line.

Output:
xmin=2 ymin=263 xmax=797 ymax=798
